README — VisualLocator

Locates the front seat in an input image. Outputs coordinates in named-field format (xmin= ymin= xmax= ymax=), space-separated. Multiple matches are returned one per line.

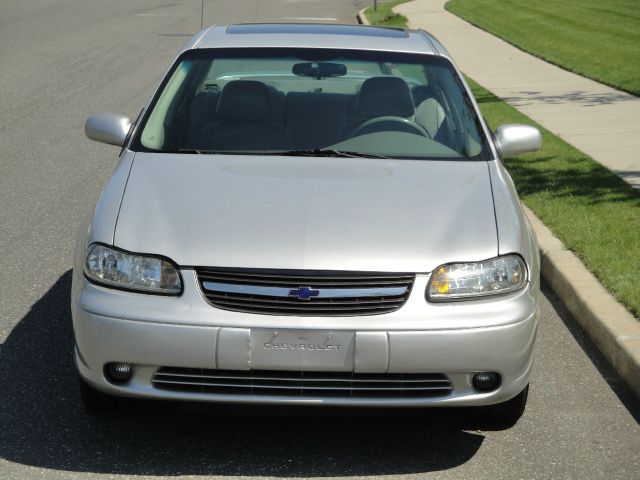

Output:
xmin=342 ymin=76 xmax=424 ymax=139
xmin=412 ymin=85 xmax=451 ymax=144
xmin=204 ymin=80 xmax=292 ymax=151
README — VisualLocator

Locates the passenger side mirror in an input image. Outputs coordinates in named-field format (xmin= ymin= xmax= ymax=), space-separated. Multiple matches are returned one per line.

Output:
xmin=85 ymin=113 xmax=131 ymax=147
xmin=494 ymin=124 xmax=542 ymax=157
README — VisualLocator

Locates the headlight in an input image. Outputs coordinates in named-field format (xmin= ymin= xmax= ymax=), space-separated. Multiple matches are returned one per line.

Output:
xmin=84 ymin=244 xmax=182 ymax=295
xmin=427 ymin=254 xmax=527 ymax=301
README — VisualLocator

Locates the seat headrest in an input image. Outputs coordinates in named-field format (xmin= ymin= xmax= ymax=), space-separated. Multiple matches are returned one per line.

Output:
xmin=411 ymin=85 xmax=438 ymax=105
xmin=356 ymin=77 xmax=414 ymax=118
xmin=217 ymin=80 xmax=273 ymax=123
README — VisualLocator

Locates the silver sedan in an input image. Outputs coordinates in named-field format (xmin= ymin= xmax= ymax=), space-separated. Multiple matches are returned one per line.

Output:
xmin=74 ymin=23 xmax=542 ymax=424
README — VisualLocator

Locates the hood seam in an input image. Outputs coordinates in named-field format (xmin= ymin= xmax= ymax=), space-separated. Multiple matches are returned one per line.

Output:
xmin=112 ymin=151 xmax=137 ymax=245
xmin=485 ymin=160 xmax=500 ymax=255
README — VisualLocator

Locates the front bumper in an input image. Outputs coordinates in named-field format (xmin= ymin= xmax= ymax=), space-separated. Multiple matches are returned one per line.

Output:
xmin=72 ymin=269 xmax=538 ymax=407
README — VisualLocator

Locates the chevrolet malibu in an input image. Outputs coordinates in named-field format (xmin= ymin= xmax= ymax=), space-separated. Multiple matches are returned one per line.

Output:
xmin=73 ymin=23 xmax=542 ymax=423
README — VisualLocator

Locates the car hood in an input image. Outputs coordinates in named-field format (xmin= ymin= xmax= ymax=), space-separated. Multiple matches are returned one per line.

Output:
xmin=114 ymin=153 xmax=497 ymax=272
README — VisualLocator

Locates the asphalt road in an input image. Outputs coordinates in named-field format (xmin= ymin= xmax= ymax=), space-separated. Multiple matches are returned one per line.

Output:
xmin=0 ymin=1 xmax=638 ymax=479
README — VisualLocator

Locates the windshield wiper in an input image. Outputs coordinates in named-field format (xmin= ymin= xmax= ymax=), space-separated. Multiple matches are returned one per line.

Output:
xmin=151 ymin=148 xmax=390 ymax=159
xmin=175 ymin=148 xmax=218 ymax=154
xmin=151 ymin=148 xmax=238 ymax=154
xmin=276 ymin=149 xmax=390 ymax=159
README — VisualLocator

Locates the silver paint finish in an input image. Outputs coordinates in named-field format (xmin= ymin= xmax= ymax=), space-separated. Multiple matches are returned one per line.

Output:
xmin=73 ymin=311 xmax=219 ymax=369
xmin=354 ymin=331 xmax=389 ymax=373
xmin=194 ymin=24 xmax=441 ymax=56
xmin=495 ymin=124 xmax=543 ymax=158
xmin=114 ymin=154 xmax=498 ymax=272
xmin=85 ymin=149 xmax=136 ymax=246
xmin=488 ymin=159 xmax=541 ymax=279
xmin=73 ymin=299 xmax=536 ymax=406
xmin=216 ymin=328 xmax=251 ymax=370
xmin=85 ymin=113 xmax=131 ymax=147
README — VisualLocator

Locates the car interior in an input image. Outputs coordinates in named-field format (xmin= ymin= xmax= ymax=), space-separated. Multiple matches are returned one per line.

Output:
xmin=185 ymin=77 xmax=453 ymax=152
xmin=138 ymin=54 xmax=485 ymax=159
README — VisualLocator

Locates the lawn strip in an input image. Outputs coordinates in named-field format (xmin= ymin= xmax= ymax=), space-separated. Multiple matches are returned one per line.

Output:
xmin=445 ymin=0 xmax=640 ymax=96
xmin=363 ymin=0 xmax=413 ymax=28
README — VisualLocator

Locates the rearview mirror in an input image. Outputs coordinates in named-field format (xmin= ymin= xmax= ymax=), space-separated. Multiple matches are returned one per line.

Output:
xmin=292 ymin=62 xmax=347 ymax=79
xmin=85 ymin=113 xmax=131 ymax=147
xmin=494 ymin=124 xmax=542 ymax=157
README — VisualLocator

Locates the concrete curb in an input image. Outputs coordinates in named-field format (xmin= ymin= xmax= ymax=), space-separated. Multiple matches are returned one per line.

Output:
xmin=357 ymin=9 xmax=370 ymax=25
xmin=357 ymin=6 xmax=640 ymax=399
xmin=524 ymin=207 xmax=640 ymax=398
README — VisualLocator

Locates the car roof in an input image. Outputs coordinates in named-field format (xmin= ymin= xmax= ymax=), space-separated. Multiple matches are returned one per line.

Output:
xmin=187 ymin=23 xmax=450 ymax=58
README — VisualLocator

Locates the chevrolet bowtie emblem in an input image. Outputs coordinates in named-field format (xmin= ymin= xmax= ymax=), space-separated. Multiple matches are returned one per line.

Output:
xmin=288 ymin=286 xmax=320 ymax=300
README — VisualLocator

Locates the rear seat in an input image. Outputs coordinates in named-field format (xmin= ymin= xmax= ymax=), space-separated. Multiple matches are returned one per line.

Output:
xmin=188 ymin=84 xmax=286 ymax=148
xmin=187 ymin=80 xmax=446 ymax=151
xmin=202 ymin=80 xmax=292 ymax=150
xmin=285 ymin=92 xmax=350 ymax=150
xmin=188 ymin=90 xmax=218 ymax=147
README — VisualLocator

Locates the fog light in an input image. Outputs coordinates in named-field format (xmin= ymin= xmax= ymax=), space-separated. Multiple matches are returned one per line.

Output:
xmin=105 ymin=362 xmax=132 ymax=383
xmin=472 ymin=372 xmax=501 ymax=392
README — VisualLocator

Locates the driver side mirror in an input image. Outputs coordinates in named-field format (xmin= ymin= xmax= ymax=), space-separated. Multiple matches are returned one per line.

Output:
xmin=494 ymin=124 xmax=542 ymax=157
xmin=85 ymin=113 xmax=131 ymax=147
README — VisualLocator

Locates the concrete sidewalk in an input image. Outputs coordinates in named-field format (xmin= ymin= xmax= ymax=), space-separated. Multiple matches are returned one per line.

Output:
xmin=395 ymin=0 xmax=640 ymax=188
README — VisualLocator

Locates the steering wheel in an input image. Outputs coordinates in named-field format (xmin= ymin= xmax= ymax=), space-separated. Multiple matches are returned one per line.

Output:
xmin=353 ymin=116 xmax=431 ymax=138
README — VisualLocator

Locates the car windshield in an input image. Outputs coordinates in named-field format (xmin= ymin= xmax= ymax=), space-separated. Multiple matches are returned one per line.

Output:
xmin=133 ymin=48 xmax=487 ymax=160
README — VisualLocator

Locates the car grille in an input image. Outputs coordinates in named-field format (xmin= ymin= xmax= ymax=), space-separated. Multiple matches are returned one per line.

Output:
xmin=152 ymin=368 xmax=453 ymax=398
xmin=195 ymin=268 xmax=415 ymax=316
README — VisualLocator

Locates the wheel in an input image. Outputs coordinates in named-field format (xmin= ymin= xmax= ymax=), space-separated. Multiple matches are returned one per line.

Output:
xmin=353 ymin=115 xmax=431 ymax=138
xmin=482 ymin=384 xmax=529 ymax=426
xmin=78 ymin=376 xmax=125 ymax=414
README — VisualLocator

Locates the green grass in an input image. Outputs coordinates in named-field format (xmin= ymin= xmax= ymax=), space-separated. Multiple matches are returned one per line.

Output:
xmin=446 ymin=0 xmax=640 ymax=96
xmin=365 ymin=5 xmax=640 ymax=318
xmin=467 ymin=77 xmax=640 ymax=317
xmin=363 ymin=0 xmax=413 ymax=28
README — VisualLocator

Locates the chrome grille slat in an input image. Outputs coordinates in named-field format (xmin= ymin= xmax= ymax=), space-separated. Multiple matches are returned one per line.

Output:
xmin=203 ymin=282 xmax=408 ymax=298
xmin=197 ymin=271 xmax=413 ymax=281
xmin=152 ymin=368 xmax=453 ymax=398
xmin=200 ymin=305 xmax=401 ymax=315
xmin=207 ymin=300 xmax=399 ymax=311
xmin=205 ymin=292 xmax=405 ymax=305
xmin=195 ymin=268 xmax=414 ymax=316
xmin=197 ymin=276 xmax=413 ymax=287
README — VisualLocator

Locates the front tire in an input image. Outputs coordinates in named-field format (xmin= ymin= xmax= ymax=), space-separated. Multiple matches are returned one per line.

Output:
xmin=482 ymin=384 xmax=529 ymax=426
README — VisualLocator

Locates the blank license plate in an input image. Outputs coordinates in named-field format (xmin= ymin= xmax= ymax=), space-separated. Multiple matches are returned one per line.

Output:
xmin=250 ymin=329 xmax=355 ymax=371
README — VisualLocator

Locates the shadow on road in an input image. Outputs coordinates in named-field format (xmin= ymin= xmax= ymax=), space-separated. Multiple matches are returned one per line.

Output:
xmin=0 ymin=271 xmax=487 ymax=476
